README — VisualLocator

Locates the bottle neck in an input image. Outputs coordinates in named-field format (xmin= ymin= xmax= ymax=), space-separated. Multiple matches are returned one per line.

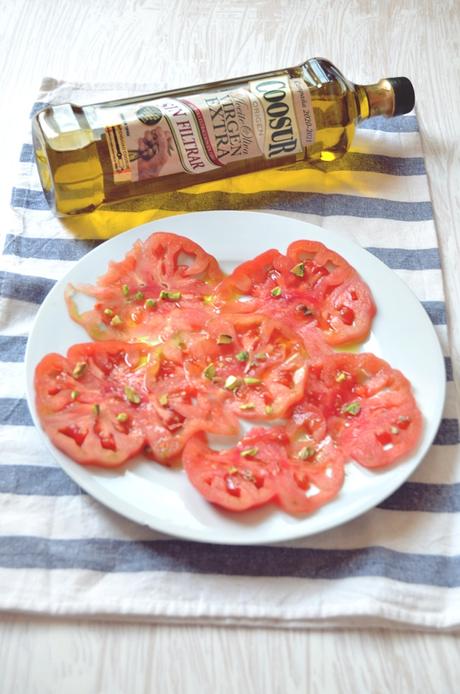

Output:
xmin=356 ymin=79 xmax=396 ymax=120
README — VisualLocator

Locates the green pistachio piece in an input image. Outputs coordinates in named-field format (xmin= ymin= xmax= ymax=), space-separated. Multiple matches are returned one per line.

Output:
xmin=243 ymin=377 xmax=261 ymax=385
xmin=297 ymin=446 xmax=316 ymax=460
xmin=240 ymin=447 xmax=259 ymax=458
xmin=217 ymin=334 xmax=233 ymax=345
xmin=203 ymin=363 xmax=216 ymax=380
xmin=224 ymin=375 xmax=242 ymax=391
xmin=72 ymin=361 xmax=87 ymax=379
xmin=290 ymin=262 xmax=305 ymax=278
xmin=160 ymin=290 xmax=181 ymax=301
xmin=236 ymin=350 xmax=249 ymax=362
xmin=341 ymin=401 xmax=361 ymax=416
xmin=124 ymin=386 xmax=141 ymax=405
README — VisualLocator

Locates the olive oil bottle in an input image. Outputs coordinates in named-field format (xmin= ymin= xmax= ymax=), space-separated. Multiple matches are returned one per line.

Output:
xmin=32 ymin=58 xmax=414 ymax=216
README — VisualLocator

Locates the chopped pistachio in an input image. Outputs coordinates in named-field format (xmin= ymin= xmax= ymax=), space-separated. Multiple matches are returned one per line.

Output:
xmin=236 ymin=350 xmax=249 ymax=362
xmin=240 ymin=403 xmax=255 ymax=411
xmin=341 ymin=401 xmax=361 ymax=416
xmin=134 ymin=290 xmax=144 ymax=301
xmin=203 ymin=294 xmax=213 ymax=305
xmin=117 ymin=412 xmax=128 ymax=422
xmin=264 ymin=404 xmax=273 ymax=415
xmin=92 ymin=403 xmax=100 ymax=416
xmin=335 ymin=370 xmax=348 ymax=383
xmin=124 ymin=386 xmax=141 ymax=405
xmin=297 ymin=446 xmax=316 ymax=460
xmin=255 ymin=352 xmax=268 ymax=361
xmin=244 ymin=377 xmax=261 ymax=385
xmin=240 ymin=447 xmax=259 ymax=458
xmin=103 ymin=308 xmax=114 ymax=317
xmin=144 ymin=298 xmax=157 ymax=310
xmin=271 ymin=286 xmax=282 ymax=297
xmin=228 ymin=466 xmax=238 ymax=475
xmin=70 ymin=390 xmax=79 ymax=400
xmin=217 ymin=334 xmax=233 ymax=345
xmin=122 ymin=284 xmax=130 ymax=297
xmin=390 ymin=425 xmax=400 ymax=435
xmin=160 ymin=290 xmax=181 ymax=301
xmin=224 ymin=375 xmax=241 ymax=391
xmin=203 ymin=363 xmax=216 ymax=380
xmin=158 ymin=393 xmax=169 ymax=407
xmin=72 ymin=361 xmax=87 ymax=379
xmin=110 ymin=314 xmax=123 ymax=327
xmin=290 ymin=262 xmax=305 ymax=278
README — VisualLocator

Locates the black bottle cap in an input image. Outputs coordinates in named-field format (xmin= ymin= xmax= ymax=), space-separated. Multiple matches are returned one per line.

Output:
xmin=387 ymin=77 xmax=415 ymax=115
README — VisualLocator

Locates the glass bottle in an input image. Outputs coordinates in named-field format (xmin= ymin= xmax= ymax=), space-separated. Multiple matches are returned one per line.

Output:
xmin=32 ymin=57 xmax=414 ymax=216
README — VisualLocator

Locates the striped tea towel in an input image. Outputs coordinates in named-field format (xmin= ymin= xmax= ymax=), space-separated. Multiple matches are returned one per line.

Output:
xmin=1 ymin=78 xmax=459 ymax=629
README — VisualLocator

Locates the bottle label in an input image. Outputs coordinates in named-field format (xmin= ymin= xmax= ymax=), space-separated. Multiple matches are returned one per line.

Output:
xmin=99 ymin=74 xmax=316 ymax=183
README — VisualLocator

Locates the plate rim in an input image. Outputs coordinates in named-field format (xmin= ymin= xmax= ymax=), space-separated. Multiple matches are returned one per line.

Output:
xmin=25 ymin=210 xmax=446 ymax=545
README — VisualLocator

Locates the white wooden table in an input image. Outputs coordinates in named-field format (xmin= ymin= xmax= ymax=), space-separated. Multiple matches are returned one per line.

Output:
xmin=1 ymin=1 xmax=459 ymax=691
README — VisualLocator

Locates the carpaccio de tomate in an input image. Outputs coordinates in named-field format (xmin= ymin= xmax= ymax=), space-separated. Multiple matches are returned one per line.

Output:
xmin=34 ymin=232 xmax=423 ymax=515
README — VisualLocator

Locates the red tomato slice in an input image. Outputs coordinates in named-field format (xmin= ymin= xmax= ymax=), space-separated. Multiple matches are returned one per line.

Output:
xmin=314 ymin=275 xmax=377 ymax=346
xmin=184 ymin=423 xmax=345 ymax=515
xmin=213 ymin=240 xmax=375 ymax=346
xmin=279 ymin=401 xmax=346 ymax=514
xmin=34 ymin=343 xmax=155 ymax=466
xmin=181 ymin=314 xmax=308 ymax=420
xmin=66 ymin=232 xmax=224 ymax=342
xmin=35 ymin=338 xmax=240 ymax=467
xmin=336 ymin=406 xmax=422 ymax=469
xmin=183 ymin=429 xmax=287 ymax=511
xmin=138 ymin=351 xmax=239 ymax=464
xmin=299 ymin=352 xmax=423 ymax=468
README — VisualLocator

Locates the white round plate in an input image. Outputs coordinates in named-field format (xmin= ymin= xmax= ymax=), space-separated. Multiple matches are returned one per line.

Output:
xmin=25 ymin=211 xmax=445 ymax=545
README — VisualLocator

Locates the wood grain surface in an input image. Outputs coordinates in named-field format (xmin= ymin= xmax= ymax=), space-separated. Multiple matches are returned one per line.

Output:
xmin=0 ymin=0 xmax=459 ymax=692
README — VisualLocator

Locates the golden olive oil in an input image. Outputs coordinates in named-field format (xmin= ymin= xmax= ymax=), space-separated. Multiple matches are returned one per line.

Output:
xmin=32 ymin=58 xmax=414 ymax=216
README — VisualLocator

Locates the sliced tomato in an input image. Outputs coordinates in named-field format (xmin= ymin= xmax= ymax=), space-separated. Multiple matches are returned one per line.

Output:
xmin=336 ymin=405 xmax=422 ymax=469
xmin=37 ymin=335 xmax=245 ymax=467
xmin=183 ymin=429 xmax=287 ymax=511
xmin=34 ymin=343 xmax=155 ymax=466
xmin=183 ymin=423 xmax=345 ymax=515
xmin=181 ymin=314 xmax=308 ymax=420
xmin=267 ymin=400 xmax=346 ymax=514
xmin=298 ymin=352 xmax=423 ymax=468
xmin=213 ymin=240 xmax=375 ymax=346
xmin=66 ymin=232 xmax=224 ymax=342
xmin=138 ymin=350 xmax=239 ymax=464
xmin=314 ymin=275 xmax=377 ymax=346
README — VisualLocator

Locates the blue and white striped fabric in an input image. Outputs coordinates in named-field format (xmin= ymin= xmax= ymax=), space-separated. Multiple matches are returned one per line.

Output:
xmin=1 ymin=78 xmax=459 ymax=629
